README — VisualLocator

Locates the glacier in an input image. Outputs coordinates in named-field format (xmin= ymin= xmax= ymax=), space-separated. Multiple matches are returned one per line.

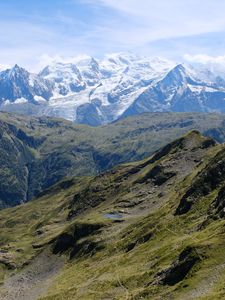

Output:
xmin=0 ymin=53 xmax=225 ymax=126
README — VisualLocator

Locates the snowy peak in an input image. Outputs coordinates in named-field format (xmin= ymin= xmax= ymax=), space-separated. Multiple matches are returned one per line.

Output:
xmin=76 ymin=57 xmax=101 ymax=85
xmin=40 ymin=62 xmax=82 ymax=80
xmin=152 ymin=64 xmax=192 ymax=102
xmin=0 ymin=53 xmax=225 ymax=125
xmin=162 ymin=64 xmax=191 ymax=85
xmin=104 ymin=52 xmax=137 ymax=65
xmin=1 ymin=64 xmax=29 ymax=81
xmin=40 ymin=57 xmax=102 ymax=96
xmin=39 ymin=62 xmax=83 ymax=83
xmin=100 ymin=53 xmax=174 ymax=78
xmin=0 ymin=65 xmax=53 ymax=103
xmin=10 ymin=64 xmax=24 ymax=73
xmin=40 ymin=62 xmax=85 ymax=96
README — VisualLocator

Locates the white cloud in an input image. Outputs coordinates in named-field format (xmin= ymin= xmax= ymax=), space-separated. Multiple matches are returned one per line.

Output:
xmin=36 ymin=54 xmax=92 ymax=70
xmin=84 ymin=0 xmax=225 ymax=40
xmin=2 ymin=0 xmax=225 ymax=71
xmin=184 ymin=54 xmax=225 ymax=65
xmin=184 ymin=54 xmax=225 ymax=75
xmin=0 ymin=63 xmax=10 ymax=71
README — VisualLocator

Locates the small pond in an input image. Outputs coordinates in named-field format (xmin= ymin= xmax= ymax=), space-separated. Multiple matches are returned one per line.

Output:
xmin=104 ymin=213 xmax=123 ymax=220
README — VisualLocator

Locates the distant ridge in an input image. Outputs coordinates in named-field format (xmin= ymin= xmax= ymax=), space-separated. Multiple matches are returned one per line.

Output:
xmin=0 ymin=111 xmax=224 ymax=209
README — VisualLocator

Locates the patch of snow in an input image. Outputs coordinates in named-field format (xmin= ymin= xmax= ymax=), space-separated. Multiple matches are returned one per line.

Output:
xmin=14 ymin=98 xmax=28 ymax=104
xmin=34 ymin=95 xmax=47 ymax=102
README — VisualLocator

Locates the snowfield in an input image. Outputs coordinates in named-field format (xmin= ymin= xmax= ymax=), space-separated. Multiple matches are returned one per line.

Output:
xmin=0 ymin=53 xmax=225 ymax=125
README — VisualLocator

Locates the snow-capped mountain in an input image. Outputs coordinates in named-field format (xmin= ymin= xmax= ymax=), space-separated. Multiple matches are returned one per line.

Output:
xmin=122 ymin=64 xmax=225 ymax=117
xmin=0 ymin=53 xmax=225 ymax=125
xmin=0 ymin=64 xmax=53 ymax=104
xmin=39 ymin=62 xmax=85 ymax=96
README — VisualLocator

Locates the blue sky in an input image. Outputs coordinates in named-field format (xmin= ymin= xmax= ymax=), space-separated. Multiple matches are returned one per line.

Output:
xmin=1 ymin=0 xmax=225 ymax=71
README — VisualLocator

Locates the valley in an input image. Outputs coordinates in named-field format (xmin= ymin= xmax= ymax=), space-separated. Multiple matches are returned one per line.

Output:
xmin=0 ymin=111 xmax=225 ymax=209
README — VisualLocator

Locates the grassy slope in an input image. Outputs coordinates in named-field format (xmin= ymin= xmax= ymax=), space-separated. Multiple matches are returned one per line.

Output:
xmin=0 ymin=131 xmax=225 ymax=299
xmin=0 ymin=111 xmax=225 ymax=208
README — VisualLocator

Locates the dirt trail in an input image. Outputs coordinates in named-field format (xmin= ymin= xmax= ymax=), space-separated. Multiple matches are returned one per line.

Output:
xmin=0 ymin=249 xmax=65 ymax=300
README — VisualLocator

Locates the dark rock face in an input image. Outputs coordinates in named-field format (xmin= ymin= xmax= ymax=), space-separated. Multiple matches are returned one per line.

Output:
xmin=175 ymin=149 xmax=225 ymax=215
xmin=70 ymin=241 xmax=102 ymax=259
xmin=201 ymin=138 xmax=216 ymax=149
xmin=137 ymin=165 xmax=176 ymax=185
xmin=52 ymin=223 xmax=104 ymax=258
xmin=126 ymin=242 xmax=136 ymax=252
xmin=155 ymin=247 xmax=200 ymax=286
xmin=210 ymin=186 xmax=225 ymax=218
xmin=76 ymin=103 xmax=103 ymax=126
xmin=126 ymin=232 xmax=153 ymax=252
xmin=53 ymin=233 xmax=74 ymax=254
xmin=0 ymin=122 xmax=34 ymax=208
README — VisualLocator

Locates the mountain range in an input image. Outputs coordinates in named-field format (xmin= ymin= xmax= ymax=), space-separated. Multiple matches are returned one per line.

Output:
xmin=1 ymin=53 xmax=225 ymax=126
xmin=1 ymin=52 xmax=225 ymax=300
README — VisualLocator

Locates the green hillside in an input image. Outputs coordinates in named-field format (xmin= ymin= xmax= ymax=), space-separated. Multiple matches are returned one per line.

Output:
xmin=0 ymin=131 xmax=225 ymax=299
xmin=0 ymin=111 xmax=225 ymax=209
